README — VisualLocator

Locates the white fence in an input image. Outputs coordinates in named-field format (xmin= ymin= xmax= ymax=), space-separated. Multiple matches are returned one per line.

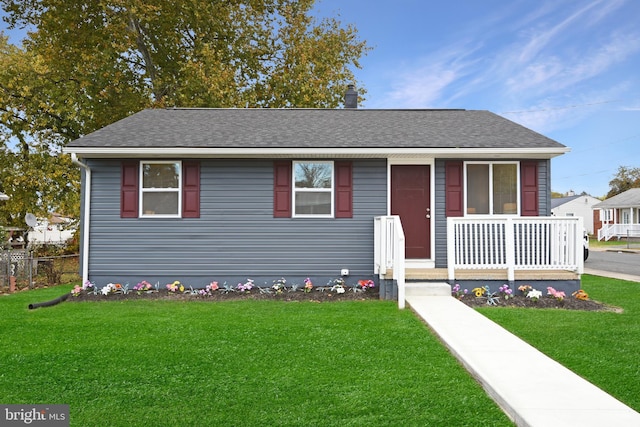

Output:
xmin=597 ymin=223 xmax=640 ymax=241
xmin=447 ymin=217 xmax=584 ymax=281
xmin=374 ymin=216 xmax=406 ymax=309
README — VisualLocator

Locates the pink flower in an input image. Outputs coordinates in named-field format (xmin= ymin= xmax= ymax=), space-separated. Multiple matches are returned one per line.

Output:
xmin=546 ymin=287 xmax=565 ymax=301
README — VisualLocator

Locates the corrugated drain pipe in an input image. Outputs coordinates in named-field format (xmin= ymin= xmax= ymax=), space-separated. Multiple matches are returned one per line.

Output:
xmin=28 ymin=292 xmax=70 ymax=310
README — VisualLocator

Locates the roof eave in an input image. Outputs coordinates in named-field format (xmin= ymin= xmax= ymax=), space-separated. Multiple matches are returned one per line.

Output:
xmin=63 ymin=146 xmax=570 ymax=160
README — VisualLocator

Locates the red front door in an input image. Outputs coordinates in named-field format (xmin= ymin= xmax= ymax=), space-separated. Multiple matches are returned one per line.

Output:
xmin=391 ymin=165 xmax=431 ymax=259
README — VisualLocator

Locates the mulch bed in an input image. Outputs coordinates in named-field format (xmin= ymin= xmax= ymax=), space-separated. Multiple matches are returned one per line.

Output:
xmin=456 ymin=294 xmax=610 ymax=311
xmin=68 ymin=288 xmax=380 ymax=303
xmin=17 ymin=283 xmax=613 ymax=312
xmin=66 ymin=288 xmax=614 ymax=311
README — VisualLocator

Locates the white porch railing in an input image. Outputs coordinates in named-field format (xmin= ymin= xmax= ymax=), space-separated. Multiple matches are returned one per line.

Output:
xmin=375 ymin=216 xmax=583 ymax=309
xmin=374 ymin=216 xmax=406 ymax=309
xmin=447 ymin=216 xmax=584 ymax=282
xmin=597 ymin=223 xmax=640 ymax=241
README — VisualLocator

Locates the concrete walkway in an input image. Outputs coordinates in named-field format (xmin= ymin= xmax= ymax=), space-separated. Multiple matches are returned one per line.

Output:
xmin=406 ymin=293 xmax=640 ymax=426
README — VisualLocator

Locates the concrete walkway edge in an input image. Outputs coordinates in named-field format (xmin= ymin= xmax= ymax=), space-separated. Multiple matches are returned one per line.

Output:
xmin=407 ymin=295 xmax=640 ymax=427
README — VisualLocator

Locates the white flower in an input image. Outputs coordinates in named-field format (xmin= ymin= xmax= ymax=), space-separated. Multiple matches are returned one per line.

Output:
xmin=336 ymin=287 xmax=345 ymax=294
xmin=527 ymin=289 xmax=542 ymax=299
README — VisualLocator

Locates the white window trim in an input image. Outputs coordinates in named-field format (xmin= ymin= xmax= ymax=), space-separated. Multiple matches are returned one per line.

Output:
xmin=292 ymin=160 xmax=334 ymax=218
xmin=464 ymin=161 xmax=520 ymax=217
xmin=140 ymin=160 xmax=182 ymax=218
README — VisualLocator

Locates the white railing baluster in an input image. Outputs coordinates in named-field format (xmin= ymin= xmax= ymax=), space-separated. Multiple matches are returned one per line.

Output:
xmin=447 ymin=216 xmax=582 ymax=276
xmin=377 ymin=216 xmax=582 ymax=308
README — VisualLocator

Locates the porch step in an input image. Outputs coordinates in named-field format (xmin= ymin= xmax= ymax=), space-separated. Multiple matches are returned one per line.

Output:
xmin=404 ymin=282 xmax=451 ymax=297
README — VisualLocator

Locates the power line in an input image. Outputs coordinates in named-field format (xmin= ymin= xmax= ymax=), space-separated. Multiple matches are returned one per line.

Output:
xmin=568 ymin=133 xmax=640 ymax=155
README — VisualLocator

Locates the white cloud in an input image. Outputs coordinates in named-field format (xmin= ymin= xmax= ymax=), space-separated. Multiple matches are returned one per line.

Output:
xmin=382 ymin=42 xmax=481 ymax=108
xmin=516 ymin=0 xmax=613 ymax=63
xmin=385 ymin=69 xmax=458 ymax=108
xmin=509 ymin=29 xmax=640 ymax=95
xmin=373 ymin=0 xmax=640 ymax=132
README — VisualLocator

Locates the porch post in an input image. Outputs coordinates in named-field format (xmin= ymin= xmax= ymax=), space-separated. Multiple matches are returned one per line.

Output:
xmin=447 ymin=218 xmax=455 ymax=282
xmin=505 ymin=218 xmax=515 ymax=283
xmin=576 ymin=217 xmax=584 ymax=275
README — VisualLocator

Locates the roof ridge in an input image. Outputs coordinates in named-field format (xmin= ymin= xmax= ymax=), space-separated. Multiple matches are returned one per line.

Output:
xmin=161 ymin=107 xmax=468 ymax=112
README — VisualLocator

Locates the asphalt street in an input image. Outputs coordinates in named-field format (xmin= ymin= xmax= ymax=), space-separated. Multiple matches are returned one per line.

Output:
xmin=585 ymin=247 xmax=640 ymax=282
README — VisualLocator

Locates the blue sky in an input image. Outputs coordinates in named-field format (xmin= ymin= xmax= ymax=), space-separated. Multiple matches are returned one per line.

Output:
xmin=3 ymin=1 xmax=639 ymax=197
xmin=313 ymin=0 xmax=640 ymax=197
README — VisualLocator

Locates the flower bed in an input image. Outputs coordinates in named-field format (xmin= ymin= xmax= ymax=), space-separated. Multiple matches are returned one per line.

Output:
xmin=69 ymin=278 xmax=379 ymax=302
xmin=452 ymin=283 xmax=607 ymax=311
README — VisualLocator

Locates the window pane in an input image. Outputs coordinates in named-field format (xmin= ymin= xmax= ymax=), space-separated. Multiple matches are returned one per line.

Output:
xmin=143 ymin=163 xmax=180 ymax=188
xmin=294 ymin=163 xmax=332 ymax=189
xmin=142 ymin=192 xmax=179 ymax=215
xmin=295 ymin=192 xmax=331 ymax=215
xmin=493 ymin=164 xmax=517 ymax=214
xmin=467 ymin=164 xmax=489 ymax=214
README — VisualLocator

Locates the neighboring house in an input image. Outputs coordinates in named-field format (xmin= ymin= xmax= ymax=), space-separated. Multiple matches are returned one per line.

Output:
xmin=64 ymin=104 xmax=584 ymax=303
xmin=551 ymin=194 xmax=601 ymax=234
xmin=593 ymin=188 xmax=640 ymax=241
xmin=27 ymin=213 xmax=76 ymax=245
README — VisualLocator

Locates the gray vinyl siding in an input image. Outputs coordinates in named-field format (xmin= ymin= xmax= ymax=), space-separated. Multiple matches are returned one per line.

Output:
xmin=433 ymin=159 xmax=551 ymax=268
xmin=539 ymin=159 xmax=551 ymax=215
xmin=85 ymin=159 xmax=387 ymax=287
xmin=434 ymin=160 xmax=448 ymax=268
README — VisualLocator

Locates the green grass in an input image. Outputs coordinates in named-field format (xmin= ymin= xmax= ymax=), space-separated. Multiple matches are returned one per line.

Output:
xmin=0 ymin=286 xmax=511 ymax=426
xmin=477 ymin=274 xmax=640 ymax=411
xmin=589 ymin=237 xmax=639 ymax=249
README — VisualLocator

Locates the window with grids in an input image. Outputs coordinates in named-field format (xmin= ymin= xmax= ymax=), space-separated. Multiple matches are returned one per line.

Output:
xmin=140 ymin=161 xmax=181 ymax=217
xmin=465 ymin=162 xmax=518 ymax=215
xmin=293 ymin=161 xmax=334 ymax=217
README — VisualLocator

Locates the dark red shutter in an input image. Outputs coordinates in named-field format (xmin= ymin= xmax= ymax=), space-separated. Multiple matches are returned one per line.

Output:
xmin=335 ymin=161 xmax=353 ymax=218
xmin=121 ymin=162 xmax=139 ymax=218
xmin=182 ymin=161 xmax=200 ymax=218
xmin=274 ymin=161 xmax=292 ymax=217
xmin=445 ymin=161 xmax=464 ymax=217
xmin=520 ymin=161 xmax=539 ymax=216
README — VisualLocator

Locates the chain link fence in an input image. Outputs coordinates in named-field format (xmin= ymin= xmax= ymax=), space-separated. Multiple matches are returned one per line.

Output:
xmin=1 ymin=248 xmax=80 ymax=292
xmin=0 ymin=247 xmax=34 ymax=290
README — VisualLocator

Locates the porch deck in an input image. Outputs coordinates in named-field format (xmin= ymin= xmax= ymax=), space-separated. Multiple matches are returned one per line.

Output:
xmin=597 ymin=224 xmax=640 ymax=241
xmin=384 ymin=268 xmax=579 ymax=281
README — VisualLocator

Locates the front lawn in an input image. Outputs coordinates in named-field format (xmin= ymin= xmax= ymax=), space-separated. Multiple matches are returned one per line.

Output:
xmin=1 ymin=287 xmax=511 ymax=426
xmin=477 ymin=274 xmax=640 ymax=411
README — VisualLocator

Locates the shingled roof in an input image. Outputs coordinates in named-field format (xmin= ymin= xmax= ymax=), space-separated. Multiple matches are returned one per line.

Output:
xmin=65 ymin=108 xmax=567 ymax=158
xmin=594 ymin=188 xmax=640 ymax=209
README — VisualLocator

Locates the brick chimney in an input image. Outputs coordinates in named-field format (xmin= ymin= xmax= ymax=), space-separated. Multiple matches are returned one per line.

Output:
xmin=344 ymin=84 xmax=357 ymax=109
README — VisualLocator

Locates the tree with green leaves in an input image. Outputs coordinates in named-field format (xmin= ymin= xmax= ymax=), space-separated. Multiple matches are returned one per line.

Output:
xmin=607 ymin=166 xmax=640 ymax=198
xmin=0 ymin=0 xmax=369 ymax=227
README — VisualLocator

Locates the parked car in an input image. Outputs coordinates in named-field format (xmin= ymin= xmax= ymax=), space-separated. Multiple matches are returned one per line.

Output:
xmin=584 ymin=229 xmax=589 ymax=261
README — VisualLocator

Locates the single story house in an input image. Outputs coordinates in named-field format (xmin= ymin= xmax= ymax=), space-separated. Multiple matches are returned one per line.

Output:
xmin=593 ymin=188 xmax=640 ymax=241
xmin=63 ymin=102 xmax=585 ymax=304
xmin=551 ymin=194 xmax=601 ymax=234
xmin=27 ymin=213 xmax=76 ymax=246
